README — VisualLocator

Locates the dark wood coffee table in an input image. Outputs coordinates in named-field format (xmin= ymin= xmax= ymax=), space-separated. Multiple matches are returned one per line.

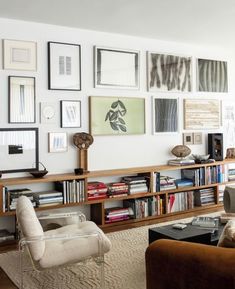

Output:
xmin=149 ymin=223 xmax=224 ymax=245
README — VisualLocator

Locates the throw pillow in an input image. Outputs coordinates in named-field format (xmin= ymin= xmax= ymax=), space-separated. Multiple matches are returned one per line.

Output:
xmin=217 ymin=220 xmax=235 ymax=248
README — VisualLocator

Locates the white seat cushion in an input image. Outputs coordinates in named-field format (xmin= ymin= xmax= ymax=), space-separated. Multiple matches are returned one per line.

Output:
xmin=39 ymin=221 xmax=111 ymax=268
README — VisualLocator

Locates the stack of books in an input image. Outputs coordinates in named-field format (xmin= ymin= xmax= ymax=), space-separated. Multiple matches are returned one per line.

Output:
xmin=194 ymin=188 xmax=215 ymax=206
xmin=107 ymin=182 xmax=129 ymax=198
xmin=122 ymin=176 xmax=149 ymax=194
xmin=34 ymin=190 xmax=63 ymax=207
xmin=174 ymin=178 xmax=193 ymax=188
xmin=159 ymin=176 xmax=176 ymax=191
xmin=168 ymin=159 xmax=195 ymax=166
xmin=105 ymin=207 xmax=130 ymax=223
xmin=6 ymin=188 xmax=35 ymax=211
xmin=87 ymin=181 xmax=108 ymax=201
xmin=227 ymin=163 xmax=235 ymax=181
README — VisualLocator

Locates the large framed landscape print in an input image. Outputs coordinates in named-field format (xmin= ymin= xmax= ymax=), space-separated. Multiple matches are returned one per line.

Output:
xmin=152 ymin=97 xmax=178 ymax=133
xmin=0 ymin=128 xmax=39 ymax=173
xmin=48 ymin=41 xmax=81 ymax=90
xmin=95 ymin=46 xmax=139 ymax=89
xmin=147 ymin=52 xmax=192 ymax=92
xmin=89 ymin=96 xmax=145 ymax=135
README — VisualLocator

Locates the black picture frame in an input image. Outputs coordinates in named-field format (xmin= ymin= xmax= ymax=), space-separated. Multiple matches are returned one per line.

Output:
xmin=0 ymin=128 xmax=39 ymax=173
xmin=48 ymin=41 xmax=81 ymax=91
xmin=8 ymin=76 xmax=36 ymax=123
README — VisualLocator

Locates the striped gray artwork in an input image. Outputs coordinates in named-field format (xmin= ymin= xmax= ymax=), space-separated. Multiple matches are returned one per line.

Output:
xmin=154 ymin=98 xmax=178 ymax=132
xmin=197 ymin=59 xmax=228 ymax=92
xmin=148 ymin=53 xmax=192 ymax=92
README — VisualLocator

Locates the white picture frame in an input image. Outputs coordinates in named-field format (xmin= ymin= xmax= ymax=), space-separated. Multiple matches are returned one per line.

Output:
xmin=48 ymin=41 xmax=81 ymax=91
xmin=94 ymin=46 xmax=139 ymax=89
xmin=40 ymin=102 xmax=57 ymax=124
xmin=3 ymin=39 xmax=37 ymax=71
xmin=60 ymin=100 xmax=81 ymax=128
xmin=193 ymin=132 xmax=203 ymax=145
xmin=48 ymin=132 xmax=68 ymax=153
xmin=152 ymin=97 xmax=178 ymax=134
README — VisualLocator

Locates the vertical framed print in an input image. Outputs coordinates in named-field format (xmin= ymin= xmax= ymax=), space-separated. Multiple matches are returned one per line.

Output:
xmin=3 ymin=39 xmax=37 ymax=71
xmin=9 ymin=76 xmax=36 ymax=123
xmin=152 ymin=97 xmax=178 ymax=133
xmin=60 ymin=100 xmax=81 ymax=128
xmin=95 ymin=46 xmax=139 ymax=89
xmin=48 ymin=41 xmax=81 ymax=90
xmin=48 ymin=132 xmax=68 ymax=153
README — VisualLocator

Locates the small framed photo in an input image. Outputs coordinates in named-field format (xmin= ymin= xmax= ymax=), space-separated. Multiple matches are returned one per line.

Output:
xmin=48 ymin=41 xmax=81 ymax=90
xmin=60 ymin=100 xmax=81 ymax=128
xmin=183 ymin=133 xmax=193 ymax=145
xmin=193 ymin=132 xmax=203 ymax=145
xmin=48 ymin=132 xmax=68 ymax=153
xmin=94 ymin=46 xmax=139 ymax=89
xmin=152 ymin=97 xmax=178 ymax=134
xmin=40 ymin=102 xmax=57 ymax=124
xmin=3 ymin=39 xmax=37 ymax=71
xmin=9 ymin=76 xmax=36 ymax=123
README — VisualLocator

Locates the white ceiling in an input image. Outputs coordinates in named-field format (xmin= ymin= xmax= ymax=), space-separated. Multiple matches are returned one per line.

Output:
xmin=0 ymin=0 xmax=234 ymax=47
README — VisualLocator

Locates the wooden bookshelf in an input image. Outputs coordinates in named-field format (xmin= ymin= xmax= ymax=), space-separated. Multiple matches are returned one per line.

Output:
xmin=0 ymin=159 xmax=234 ymax=236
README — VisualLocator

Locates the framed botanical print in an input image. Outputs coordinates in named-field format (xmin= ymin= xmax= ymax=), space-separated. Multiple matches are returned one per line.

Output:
xmin=89 ymin=96 xmax=145 ymax=135
xmin=9 ymin=76 xmax=36 ymax=123
xmin=48 ymin=41 xmax=81 ymax=90
xmin=94 ymin=46 xmax=139 ymax=89
xmin=3 ymin=39 xmax=37 ymax=71
xmin=60 ymin=100 xmax=81 ymax=128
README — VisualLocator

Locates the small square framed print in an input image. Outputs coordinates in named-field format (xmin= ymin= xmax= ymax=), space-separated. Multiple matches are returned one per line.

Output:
xmin=48 ymin=41 xmax=81 ymax=90
xmin=48 ymin=132 xmax=68 ymax=153
xmin=9 ymin=76 xmax=36 ymax=123
xmin=3 ymin=39 xmax=37 ymax=71
xmin=183 ymin=133 xmax=193 ymax=145
xmin=60 ymin=100 xmax=81 ymax=128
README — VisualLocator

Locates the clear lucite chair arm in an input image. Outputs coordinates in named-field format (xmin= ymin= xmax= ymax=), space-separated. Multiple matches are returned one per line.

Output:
xmin=37 ymin=211 xmax=86 ymax=222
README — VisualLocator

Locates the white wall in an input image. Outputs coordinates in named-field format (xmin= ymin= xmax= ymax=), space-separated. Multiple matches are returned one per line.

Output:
xmin=0 ymin=17 xmax=234 ymax=231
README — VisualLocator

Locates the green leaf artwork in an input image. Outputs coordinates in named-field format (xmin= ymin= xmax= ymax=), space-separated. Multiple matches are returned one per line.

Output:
xmin=105 ymin=100 xmax=127 ymax=132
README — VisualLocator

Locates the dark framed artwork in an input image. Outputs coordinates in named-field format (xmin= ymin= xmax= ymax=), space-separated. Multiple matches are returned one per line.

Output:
xmin=60 ymin=100 xmax=81 ymax=128
xmin=89 ymin=96 xmax=145 ymax=135
xmin=197 ymin=58 xmax=228 ymax=92
xmin=8 ymin=76 xmax=36 ymax=123
xmin=48 ymin=41 xmax=81 ymax=90
xmin=147 ymin=52 xmax=192 ymax=92
xmin=152 ymin=97 xmax=178 ymax=133
xmin=95 ymin=46 xmax=139 ymax=89
xmin=0 ymin=128 xmax=39 ymax=173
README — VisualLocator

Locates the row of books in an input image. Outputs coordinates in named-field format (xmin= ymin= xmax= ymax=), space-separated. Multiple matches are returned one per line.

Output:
xmin=55 ymin=179 xmax=85 ymax=203
xmin=168 ymin=191 xmax=194 ymax=213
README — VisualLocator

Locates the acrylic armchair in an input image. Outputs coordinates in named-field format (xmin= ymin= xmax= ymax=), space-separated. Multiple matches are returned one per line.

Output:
xmin=16 ymin=196 xmax=111 ymax=289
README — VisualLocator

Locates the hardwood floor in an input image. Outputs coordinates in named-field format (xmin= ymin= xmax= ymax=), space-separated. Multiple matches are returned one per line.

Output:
xmin=0 ymin=242 xmax=18 ymax=289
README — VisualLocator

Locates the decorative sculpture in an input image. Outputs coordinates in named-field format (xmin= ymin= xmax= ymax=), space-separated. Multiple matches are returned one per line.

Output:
xmin=73 ymin=132 xmax=94 ymax=173
xmin=171 ymin=145 xmax=191 ymax=158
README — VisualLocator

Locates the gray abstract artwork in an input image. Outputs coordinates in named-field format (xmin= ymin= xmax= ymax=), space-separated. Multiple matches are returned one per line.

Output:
xmin=197 ymin=59 xmax=228 ymax=92
xmin=148 ymin=53 xmax=192 ymax=92
xmin=154 ymin=98 xmax=178 ymax=133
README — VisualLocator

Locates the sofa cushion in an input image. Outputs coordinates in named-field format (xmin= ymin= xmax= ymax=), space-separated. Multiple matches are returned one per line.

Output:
xmin=39 ymin=221 xmax=111 ymax=268
xmin=217 ymin=220 xmax=235 ymax=248
xmin=16 ymin=196 xmax=45 ymax=261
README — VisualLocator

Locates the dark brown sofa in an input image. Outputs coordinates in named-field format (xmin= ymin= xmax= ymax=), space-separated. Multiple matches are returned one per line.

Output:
xmin=145 ymin=239 xmax=235 ymax=289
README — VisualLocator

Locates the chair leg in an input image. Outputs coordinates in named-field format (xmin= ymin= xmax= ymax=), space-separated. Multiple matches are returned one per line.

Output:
xmin=19 ymin=243 xmax=24 ymax=289
xmin=100 ymin=259 xmax=105 ymax=289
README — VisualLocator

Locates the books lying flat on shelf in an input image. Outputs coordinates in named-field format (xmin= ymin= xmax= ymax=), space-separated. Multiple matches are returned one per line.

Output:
xmin=174 ymin=178 xmax=194 ymax=188
xmin=168 ymin=159 xmax=195 ymax=166
xmin=191 ymin=216 xmax=219 ymax=228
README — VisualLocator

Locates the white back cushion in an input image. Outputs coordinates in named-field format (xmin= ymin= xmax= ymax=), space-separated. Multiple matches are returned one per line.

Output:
xmin=16 ymin=196 xmax=45 ymax=261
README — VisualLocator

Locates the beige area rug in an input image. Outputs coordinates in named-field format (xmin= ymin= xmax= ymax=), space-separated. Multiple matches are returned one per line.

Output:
xmin=0 ymin=212 xmax=221 ymax=289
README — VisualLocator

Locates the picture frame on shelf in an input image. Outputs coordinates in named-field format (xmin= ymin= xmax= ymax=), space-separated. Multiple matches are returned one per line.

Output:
xmin=89 ymin=96 xmax=145 ymax=135
xmin=3 ymin=39 xmax=37 ymax=71
xmin=48 ymin=41 xmax=81 ymax=90
xmin=193 ymin=132 xmax=203 ymax=145
xmin=147 ymin=52 xmax=192 ymax=92
xmin=152 ymin=97 xmax=178 ymax=134
xmin=94 ymin=46 xmax=139 ymax=89
xmin=40 ymin=102 xmax=57 ymax=124
xmin=183 ymin=133 xmax=193 ymax=145
xmin=197 ymin=58 xmax=228 ymax=92
xmin=184 ymin=99 xmax=220 ymax=129
xmin=9 ymin=76 xmax=36 ymax=123
xmin=60 ymin=100 xmax=81 ymax=128
xmin=0 ymin=128 xmax=39 ymax=173
xmin=48 ymin=132 xmax=68 ymax=153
